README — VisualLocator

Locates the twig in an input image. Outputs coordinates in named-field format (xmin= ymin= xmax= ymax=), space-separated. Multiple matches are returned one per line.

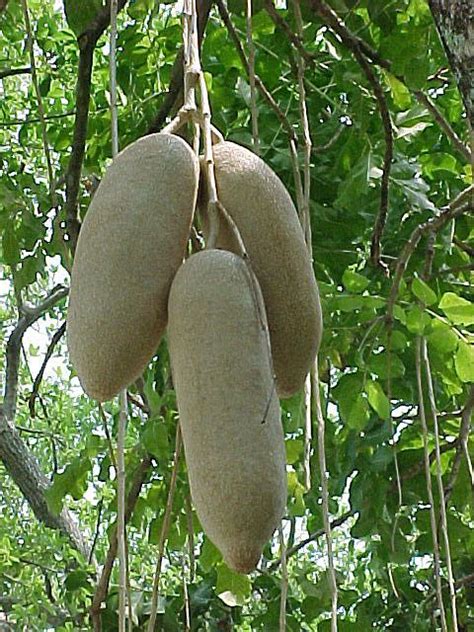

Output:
xmin=20 ymin=0 xmax=54 ymax=195
xmin=0 ymin=66 xmax=31 ymax=79
xmin=269 ymin=511 xmax=354 ymax=570
xmin=263 ymin=0 xmax=315 ymax=65
xmin=414 ymin=91 xmax=470 ymax=162
xmin=3 ymin=286 xmax=68 ymax=420
xmin=216 ymin=0 xmax=298 ymax=144
xmin=182 ymin=555 xmax=191 ymax=632
xmin=184 ymin=492 xmax=195 ymax=582
xmin=386 ymin=185 xmax=473 ymax=324
xmin=246 ymin=0 xmax=259 ymax=153
xmin=88 ymin=499 xmax=104 ymax=565
xmin=444 ymin=384 xmax=474 ymax=504
xmin=147 ymin=424 xmax=182 ymax=632
xmin=278 ymin=525 xmax=288 ymax=632
xmin=90 ymin=454 xmax=152 ymax=630
xmin=453 ymin=236 xmax=474 ymax=258
xmin=415 ymin=338 xmax=447 ymax=632
xmin=64 ymin=0 xmax=129 ymax=253
xmin=421 ymin=340 xmax=458 ymax=630
xmin=29 ymin=322 xmax=66 ymax=417
xmin=98 ymin=404 xmax=117 ymax=470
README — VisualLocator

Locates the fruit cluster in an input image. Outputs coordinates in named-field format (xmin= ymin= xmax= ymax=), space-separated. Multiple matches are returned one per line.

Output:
xmin=67 ymin=132 xmax=322 ymax=573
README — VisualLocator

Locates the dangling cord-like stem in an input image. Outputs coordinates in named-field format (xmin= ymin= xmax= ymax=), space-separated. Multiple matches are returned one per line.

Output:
xmin=415 ymin=338 xmax=448 ymax=632
xmin=422 ymin=340 xmax=458 ymax=630
xmin=246 ymin=0 xmax=259 ymax=154
xmin=109 ymin=2 xmax=129 ymax=629
xmin=278 ymin=524 xmax=288 ymax=631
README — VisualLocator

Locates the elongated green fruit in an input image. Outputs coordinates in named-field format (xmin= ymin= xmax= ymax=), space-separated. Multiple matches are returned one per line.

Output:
xmin=200 ymin=141 xmax=322 ymax=397
xmin=67 ymin=133 xmax=199 ymax=401
xmin=168 ymin=250 xmax=287 ymax=573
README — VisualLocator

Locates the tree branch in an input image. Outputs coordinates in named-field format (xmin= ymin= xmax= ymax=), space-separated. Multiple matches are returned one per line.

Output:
xmin=268 ymin=511 xmax=354 ymax=571
xmin=310 ymin=0 xmax=393 ymax=272
xmin=0 ymin=66 xmax=31 ymax=79
xmin=386 ymin=185 xmax=473 ymax=324
xmin=0 ymin=407 xmax=91 ymax=559
xmin=3 ymin=286 xmax=68 ymax=421
xmin=444 ymin=384 xmax=474 ymax=506
xmin=29 ymin=322 xmax=66 ymax=417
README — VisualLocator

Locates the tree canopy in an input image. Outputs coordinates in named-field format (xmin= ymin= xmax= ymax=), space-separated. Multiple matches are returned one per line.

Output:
xmin=0 ymin=0 xmax=473 ymax=630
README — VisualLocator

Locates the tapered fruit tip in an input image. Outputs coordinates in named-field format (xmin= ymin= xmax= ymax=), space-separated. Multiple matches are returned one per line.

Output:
xmin=225 ymin=548 xmax=261 ymax=574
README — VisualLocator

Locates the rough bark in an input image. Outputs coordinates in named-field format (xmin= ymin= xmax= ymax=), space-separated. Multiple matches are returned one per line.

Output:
xmin=429 ymin=0 xmax=474 ymax=126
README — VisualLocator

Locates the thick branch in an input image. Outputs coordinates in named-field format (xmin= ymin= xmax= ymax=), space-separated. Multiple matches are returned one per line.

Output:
xmin=0 ymin=66 xmax=31 ymax=79
xmin=64 ymin=0 xmax=129 ymax=253
xmin=0 ymin=407 xmax=90 ymax=559
xmin=428 ymin=0 xmax=473 ymax=125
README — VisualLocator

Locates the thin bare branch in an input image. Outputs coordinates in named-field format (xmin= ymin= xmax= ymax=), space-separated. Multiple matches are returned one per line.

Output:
xmin=444 ymin=384 xmax=474 ymax=504
xmin=29 ymin=322 xmax=66 ymax=417
xmin=387 ymin=185 xmax=472 ymax=324
xmin=246 ymin=0 xmax=260 ymax=153
xmin=278 ymin=525 xmax=288 ymax=632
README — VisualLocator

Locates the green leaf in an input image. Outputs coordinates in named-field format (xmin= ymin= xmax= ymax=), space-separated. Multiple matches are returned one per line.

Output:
xmin=411 ymin=276 xmax=437 ymax=306
xmin=216 ymin=564 xmax=251 ymax=605
xmin=454 ymin=342 xmax=474 ymax=382
xmin=342 ymin=268 xmax=369 ymax=293
xmin=285 ymin=438 xmax=303 ymax=465
xmin=365 ymin=381 xmax=390 ymax=420
xmin=439 ymin=293 xmax=474 ymax=326
xmin=385 ymin=72 xmax=411 ymax=109
xmin=405 ymin=305 xmax=431 ymax=334
xmin=199 ymin=537 xmax=222 ymax=572
xmin=427 ymin=320 xmax=458 ymax=354
xmin=347 ymin=395 xmax=369 ymax=430
xmin=369 ymin=353 xmax=405 ymax=379
xmin=65 ymin=570 xmax=91 ymax=592
xmin=141 ymin=418 xmax=169 ymax=460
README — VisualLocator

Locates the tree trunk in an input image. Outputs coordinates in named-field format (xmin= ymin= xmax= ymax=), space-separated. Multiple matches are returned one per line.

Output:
xmin=429 ymin=0 xmax=474 ymax=127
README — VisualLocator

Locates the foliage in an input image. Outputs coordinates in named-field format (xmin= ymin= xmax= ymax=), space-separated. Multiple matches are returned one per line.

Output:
xmin=0 ymin=0 xmax=473 ymax=630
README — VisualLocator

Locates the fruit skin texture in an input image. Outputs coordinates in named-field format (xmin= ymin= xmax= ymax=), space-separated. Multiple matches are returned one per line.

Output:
xmin=199 ymin=141 xmax=323 ymax=397
xmin=67 ymin=133 xmax=199 ymax=401
xmin=168 ymin=249 xmax=287 ymax=573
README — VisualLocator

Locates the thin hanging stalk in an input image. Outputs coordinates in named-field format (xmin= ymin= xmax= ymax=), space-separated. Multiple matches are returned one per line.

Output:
xmin=279 ymin=525 xmax=288 ymax=631
xmin=20 ymin=0 xmax=54 ymax=197
xmin=312 ymin=363 xmax=338 ymax=632
xmin=415 ymin=338 xmax=448 ymax=632
xmin=246 ymin=0 xmax=259 ymax=153
xmin=117 ymin=390 xmax=128 ymax=632
xmin=421 ymin=340 xmax=458 ymax=631
xmin=303 ymin=373 xmax=312 ymax=491
xmin=147 ymin=424 xmax=183 ymax=632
